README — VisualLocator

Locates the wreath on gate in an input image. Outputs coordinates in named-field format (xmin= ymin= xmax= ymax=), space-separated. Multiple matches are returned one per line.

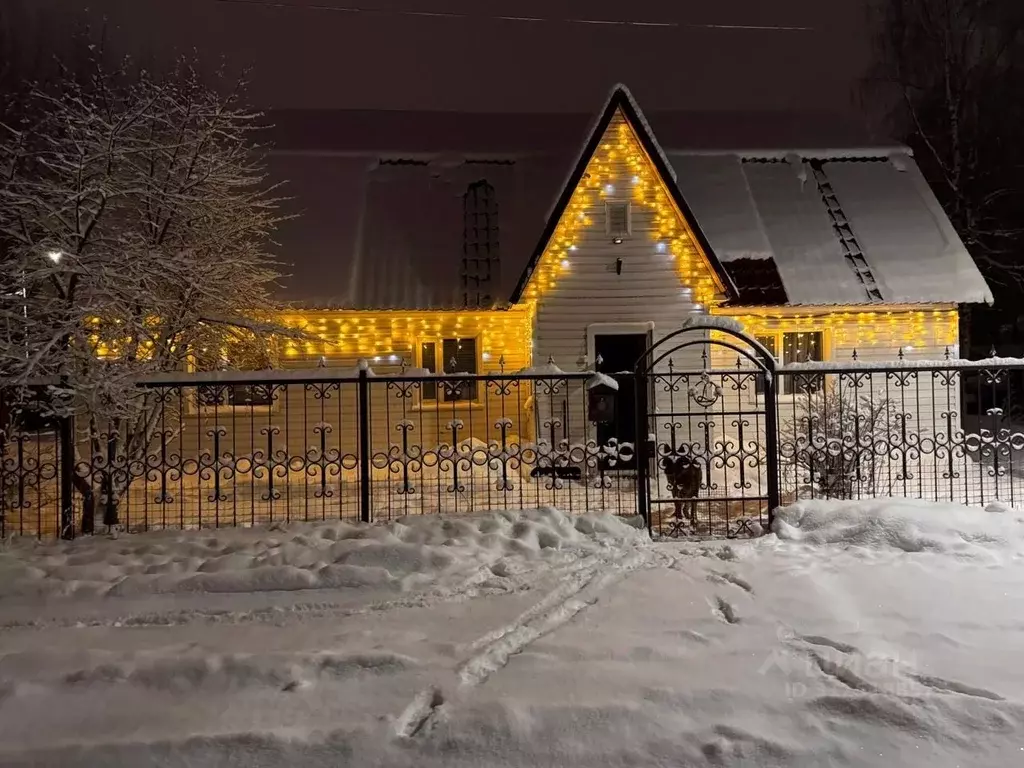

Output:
xmin=688 ymin=372 xmax=722 ymax=408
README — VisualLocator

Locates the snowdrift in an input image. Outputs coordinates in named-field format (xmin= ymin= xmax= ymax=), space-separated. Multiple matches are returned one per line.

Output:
xmin=773 ymin=497 xmax=1024 ymax=556
xmin=0 ymin=508 xmax=645 ymax=601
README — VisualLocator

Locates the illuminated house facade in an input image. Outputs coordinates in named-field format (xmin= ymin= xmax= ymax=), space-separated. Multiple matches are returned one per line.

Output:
xmin=253 ymin=86 xmax=990 ymax=451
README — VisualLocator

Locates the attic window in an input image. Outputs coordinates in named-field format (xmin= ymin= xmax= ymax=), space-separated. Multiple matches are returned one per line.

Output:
xmin=606 ymin=202 xmax=631 ymax=239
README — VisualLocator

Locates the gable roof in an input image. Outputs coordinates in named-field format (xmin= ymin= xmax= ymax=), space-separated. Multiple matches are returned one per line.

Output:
xmin=264 ymin=94 xmax=992 ymax=310
xmin=508 ymin=85 xmax=738 ymax=305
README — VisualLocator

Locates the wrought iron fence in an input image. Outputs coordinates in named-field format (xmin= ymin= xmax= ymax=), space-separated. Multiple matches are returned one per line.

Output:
xmin=0 ymin=369 xmax=641 ymax=539
xmin=773 ymin=359 xmax=1024 ymax=509
xmin=3 ymin=357 xmax=1024 ymax=540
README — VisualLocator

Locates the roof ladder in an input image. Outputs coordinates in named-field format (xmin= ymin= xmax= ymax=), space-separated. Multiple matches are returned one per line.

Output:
xmin=462 ymin=179 xmax=500 ymax=308
xmin=808 ymin=160 xmax=883 ymax=303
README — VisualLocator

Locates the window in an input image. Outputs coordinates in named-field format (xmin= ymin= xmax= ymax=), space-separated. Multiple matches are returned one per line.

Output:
xmin=420 ymin=341 xmax=438 ymax=400
xmin=192 ymin=345 xmax=276 ymax=409
xmin=419 ymin=337 xmax=478 ymax=402
xmin=196 ymin=384 xmax=274 ymax=408
xmin=755 ymin=331 xmax=824 ymax=395
xmin=606 ymin=202 xmax=631 ymax=238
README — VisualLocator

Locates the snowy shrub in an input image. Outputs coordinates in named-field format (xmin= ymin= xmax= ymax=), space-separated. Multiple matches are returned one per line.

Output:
xmin=779 ymin=387 xmax=902 ymax=499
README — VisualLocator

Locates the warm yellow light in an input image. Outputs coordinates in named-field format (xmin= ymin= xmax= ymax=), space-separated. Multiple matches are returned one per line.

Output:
xmin=274 ymin=308 xmax=533 ymax=369
xmin=519 ymin=111 xmax=724 ymax=309
xmin=716 ymin=308 xmax=958 ymax=351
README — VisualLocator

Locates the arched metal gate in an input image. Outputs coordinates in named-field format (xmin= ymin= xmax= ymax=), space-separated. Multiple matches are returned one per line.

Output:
xmin=634 ymin=322 xmax=779 ymax=538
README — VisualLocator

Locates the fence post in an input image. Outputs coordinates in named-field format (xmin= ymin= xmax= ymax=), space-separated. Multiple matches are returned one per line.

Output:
xmin=634 ymin=368 xmax=650 ymax=532
xmin=763 ymin=371 xmax=781 ymax=530
xmin=357 ymin=367 xmax=372 ymax=524
xmin=59 ymin=412 xmax=75 ymax=539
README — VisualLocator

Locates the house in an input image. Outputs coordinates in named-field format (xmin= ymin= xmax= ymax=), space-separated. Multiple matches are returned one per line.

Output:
xmin=80 ymin=84 xmax=988 ymax=531
xmin=247 ymin=86 xmax=989 ymax=449
xmin=4 ymin=86 xmax=996 ymax=537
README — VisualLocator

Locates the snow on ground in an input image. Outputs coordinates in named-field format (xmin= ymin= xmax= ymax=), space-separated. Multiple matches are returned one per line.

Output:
xmin=1 ymin=502 xmax=1024 ymax=766
xmin=0 ymin=508 xmax=643 ymax=602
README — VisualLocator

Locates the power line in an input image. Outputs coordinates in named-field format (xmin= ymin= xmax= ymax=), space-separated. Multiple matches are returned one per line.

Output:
xmin=213 ymin=0 xmax=814 ymax=32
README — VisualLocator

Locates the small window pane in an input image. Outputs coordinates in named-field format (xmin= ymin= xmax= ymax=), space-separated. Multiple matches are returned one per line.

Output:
xmin=754 ymin=335 xmax=776 ymax=394
xmin=421 ymin=342 xmax=437 ymax=400
xmin=442 ymin=338 xmax=478 ymax=401
xmin=782 ymin=331 xmax=823 ymax=394
xmin=756 ymin=335 xmax=777 ymax=359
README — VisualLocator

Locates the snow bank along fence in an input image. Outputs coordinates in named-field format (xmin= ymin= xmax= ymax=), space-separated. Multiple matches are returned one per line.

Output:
xmin=2 ymin=352 xmax=1023 ymax=540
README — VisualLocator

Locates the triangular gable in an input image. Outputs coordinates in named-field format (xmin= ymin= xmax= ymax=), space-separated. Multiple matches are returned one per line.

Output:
xmin=509 ymin=85 xmax=738 ymax=306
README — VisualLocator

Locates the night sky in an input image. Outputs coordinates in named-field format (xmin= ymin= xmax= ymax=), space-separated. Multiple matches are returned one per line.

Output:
xmin=23 ymin=0 xmax=872 ymax=115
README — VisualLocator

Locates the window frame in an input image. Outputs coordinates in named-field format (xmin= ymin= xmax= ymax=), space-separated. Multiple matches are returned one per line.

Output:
xmin=416 ymin=336 xmax=482 ymax=406
xmin=605 ymin=201 xmax=632 ymax=238
xmin=753 ymin=328 xmax=829 ymax=399
xmin=186 ymin=351 xmax=281 ymax=415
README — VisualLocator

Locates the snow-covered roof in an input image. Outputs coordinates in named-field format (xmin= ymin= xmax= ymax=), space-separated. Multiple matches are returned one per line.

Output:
xmin=267 ymin=151 xmax=567 ymax=310
xmin=669 ymin=153 xmax=993 ymax=306
xmin=265 ymin=92 xmax=991 ymax=310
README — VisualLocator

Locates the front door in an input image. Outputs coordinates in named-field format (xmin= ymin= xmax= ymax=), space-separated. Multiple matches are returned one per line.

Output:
xmin=595 ymin=333 xmax=649 ymax=470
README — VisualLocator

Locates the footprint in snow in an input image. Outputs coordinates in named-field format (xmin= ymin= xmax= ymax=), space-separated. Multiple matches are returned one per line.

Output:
xmin=709 ymin=596 xmax=740 ymax=624
xmin=707 ymin=570 xmax=754 ymax=594
xmin=394 ymin=686 xmax=445 ymax=739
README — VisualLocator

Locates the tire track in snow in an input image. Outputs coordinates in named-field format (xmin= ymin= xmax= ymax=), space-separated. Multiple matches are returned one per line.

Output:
xmin=388 ymin=548 xmax=652 ymax=735
xmin=459 ymin=553 xmax=609 ymax=655
xmin=456 ymin=549 xmax=651 ymax=687
xmin=0 ymin=561 xmax=543 ymax=632
xmin=909 ymin=673 xmax=1005 ymax=701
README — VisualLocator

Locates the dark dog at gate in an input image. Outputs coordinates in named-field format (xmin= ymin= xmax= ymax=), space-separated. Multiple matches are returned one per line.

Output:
xmin=662 ymin=455 xmax=701 ymax=523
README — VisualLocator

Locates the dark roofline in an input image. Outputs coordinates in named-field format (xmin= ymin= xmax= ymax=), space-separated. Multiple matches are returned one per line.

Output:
xmin=509 ymin=86 xmax=738 ymax=305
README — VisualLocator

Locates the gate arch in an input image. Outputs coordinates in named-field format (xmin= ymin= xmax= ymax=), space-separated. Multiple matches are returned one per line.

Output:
xmin=634 ymin=321 xmax=780 ymax=538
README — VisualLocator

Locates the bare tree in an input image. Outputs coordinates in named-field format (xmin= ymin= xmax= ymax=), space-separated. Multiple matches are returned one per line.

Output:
xmin=0 ymin=56 xmax=285 ymax=532
xmin=865 ymin=0 xmax=1024 ymax=290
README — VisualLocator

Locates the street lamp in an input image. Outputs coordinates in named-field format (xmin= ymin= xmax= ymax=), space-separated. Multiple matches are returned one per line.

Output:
xmin=46 ymin=250 xmax=63 ymax=263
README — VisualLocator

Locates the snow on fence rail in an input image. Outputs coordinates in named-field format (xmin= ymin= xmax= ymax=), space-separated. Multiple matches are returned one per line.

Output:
xmin=2 ymin=357 xmax=1024 ymax=540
